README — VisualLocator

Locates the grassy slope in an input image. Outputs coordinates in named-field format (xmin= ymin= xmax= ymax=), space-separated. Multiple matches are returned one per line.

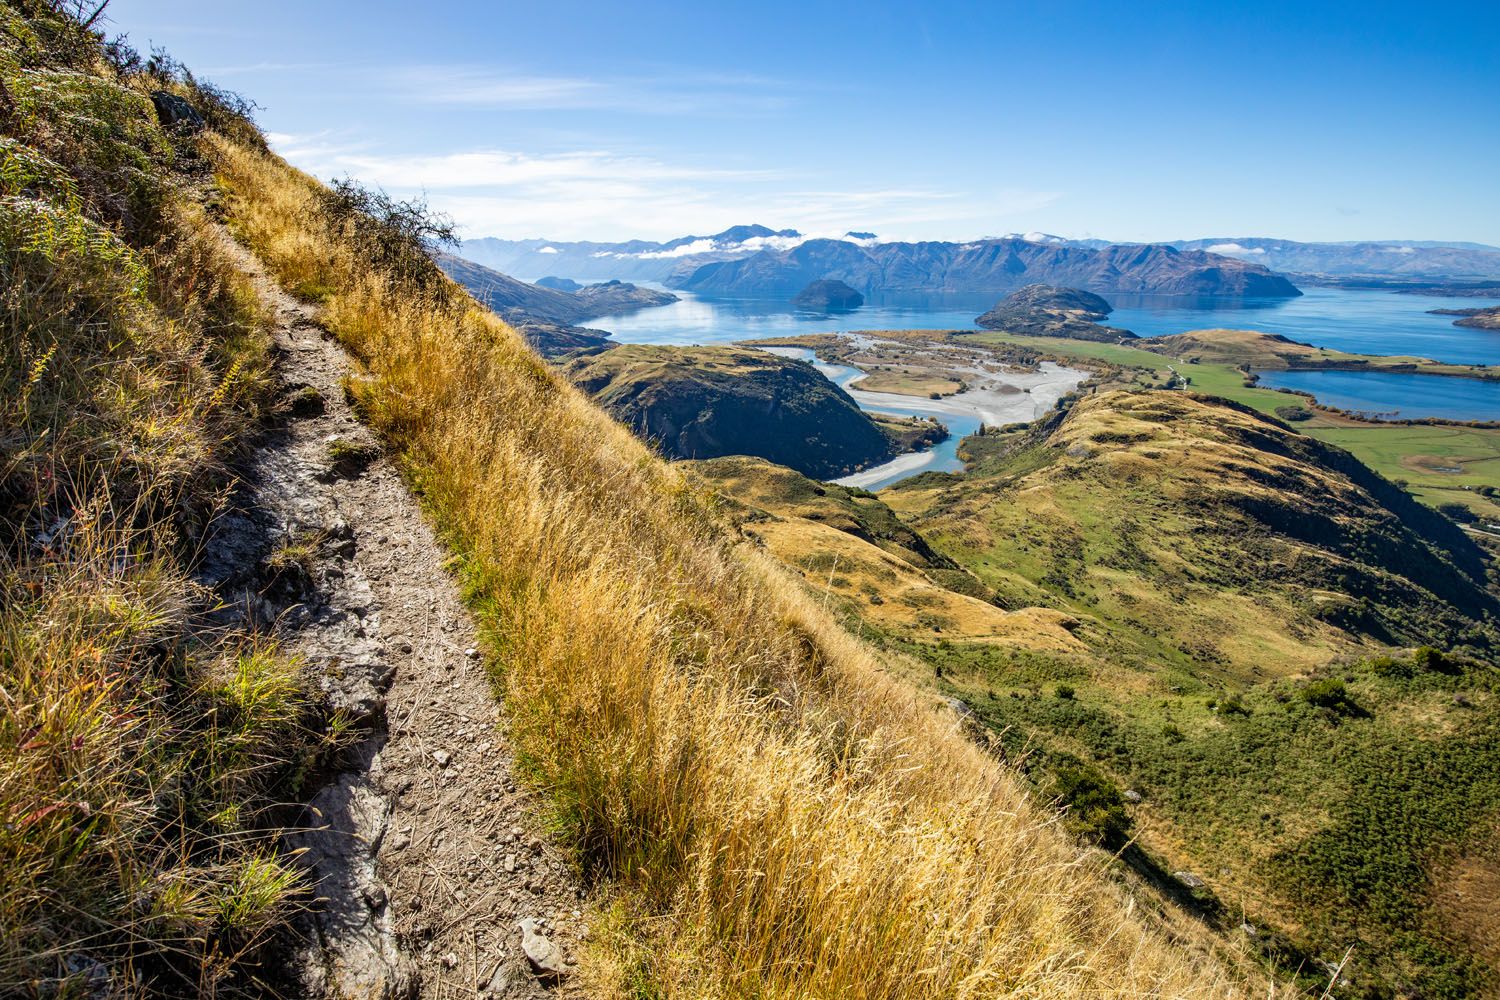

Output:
xmin=685 ymin=456 xmax=1089 ymax=654
xmin=0 ymin=6 xmax=339 ymax=994
xmin=207 ymin=138 xmax=1259 ymax=998
xmin=877 ymin=391 xmax=1500 ymax=997
xmin=966 ymin=330 xmax=1500 ymax=518
xmin=1147 ymin=327 xmax=1498 ymax=379
xmin=700 ymin=386 xmax=1500 ymax=995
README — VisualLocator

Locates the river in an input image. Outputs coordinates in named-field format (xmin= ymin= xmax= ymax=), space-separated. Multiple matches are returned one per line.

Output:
xmin=757 ymin=346 xmax=1085 ymax=489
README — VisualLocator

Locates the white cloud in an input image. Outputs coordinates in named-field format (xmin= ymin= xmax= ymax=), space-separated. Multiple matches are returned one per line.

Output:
xmin=627 ymin=232 xmax=811 ymax=258
xmin=266 ymin=132 xmax=1060 ymax=242
xmin=1205 ymin=242 xmax=1266 ymax=255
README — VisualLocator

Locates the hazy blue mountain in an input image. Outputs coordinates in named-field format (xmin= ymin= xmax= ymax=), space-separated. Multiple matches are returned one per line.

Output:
xmin=676 ymin=237 xmax=1300 ymax=298
xmin=1167 ymin=237 xmax=1500 ymax=279
xmin=458 ymin=227 xmax=1299 ymax=298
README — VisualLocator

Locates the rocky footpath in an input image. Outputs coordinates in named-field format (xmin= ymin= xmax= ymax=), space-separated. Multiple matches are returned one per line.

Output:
xmin=201 ymin=231 xmax=588 ymax=998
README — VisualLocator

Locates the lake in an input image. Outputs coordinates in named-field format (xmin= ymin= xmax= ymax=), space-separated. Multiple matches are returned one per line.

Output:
xmin=596 ymin=285 xmax=1500 ymax=422
xmin=1254 ymin=369 xmax=1500 ymax=421
xmin=1109 ymin=287 xmax=1500 ymax=366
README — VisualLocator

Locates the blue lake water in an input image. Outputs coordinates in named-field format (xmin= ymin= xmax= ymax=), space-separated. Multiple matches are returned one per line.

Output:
xmin=595 ymin=286 xmax=1500 ymax=422
xmin=596 ymin=291 xmax=994 ymax=346
xmin=1254 ymin=369 xmax=1500 ymax=421
xmin=1109 ymin=287 xmax=1500 ymax=366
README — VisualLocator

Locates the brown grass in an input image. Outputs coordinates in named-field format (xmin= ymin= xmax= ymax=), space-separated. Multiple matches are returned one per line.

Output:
xmin=208 ymin=135 xmax=1278 ymax=998
xmin=2 ymin=6 xmax=342 ymax=993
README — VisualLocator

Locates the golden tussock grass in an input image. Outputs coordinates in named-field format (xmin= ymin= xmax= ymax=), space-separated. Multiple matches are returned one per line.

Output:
xmin=210 ymin=134 xmax=1278 ymax=999
xmin=2 ymin=5 xmax=343 ymax=991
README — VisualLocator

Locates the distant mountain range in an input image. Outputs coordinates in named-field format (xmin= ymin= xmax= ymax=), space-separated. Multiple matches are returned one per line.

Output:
xmin=1166 ymin=237 xmax=1500 ymax=281
xmin=457 ymin=226 xmax=1500 ymax=302
xmin=460 ymin=225 xmax=1300 ymax=299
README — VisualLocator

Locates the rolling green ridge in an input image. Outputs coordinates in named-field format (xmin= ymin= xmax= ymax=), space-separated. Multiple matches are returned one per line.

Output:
xmin=696 ymin=387 xmax=1500 ymax=998
xmin=965 ymin=329 xmax=1500 ymax=519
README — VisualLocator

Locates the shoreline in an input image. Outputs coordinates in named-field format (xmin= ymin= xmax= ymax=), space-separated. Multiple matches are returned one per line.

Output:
xmin=755 ymin=342 xmax=1087 ymax=488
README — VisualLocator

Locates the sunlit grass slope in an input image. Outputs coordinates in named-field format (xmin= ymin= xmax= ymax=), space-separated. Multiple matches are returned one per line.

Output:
xmin=1 ymin=3 xmax=340 ymax=994
xmin=208 ymin=134 xmax=1267 ymax=998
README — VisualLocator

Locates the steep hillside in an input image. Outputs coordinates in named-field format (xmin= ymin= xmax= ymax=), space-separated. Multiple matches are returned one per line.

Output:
xmin=687 ymin=457 xmax=1092 ymax=653
xmin=437 ymin=251 xmax=675 ymax=324
xmin=205 ymin=131 xmax=1263 ymax=1000
xmin=705 ymin=389 xmax=1500 ymax=995
xmin=895 ymin=391 xmax=1496 ymax=660
xmin=0 ymin=6 xmax=1287 ymax=998
xmin=677 ymin=237 xmax=1302 ymax=298
xmin=885 ymin=392 xmax=1500 ymax=995
xmin=559 ymin=345 xmax=929 ymax=478
xmin=0 ymin=7 xmax=342 ymax=994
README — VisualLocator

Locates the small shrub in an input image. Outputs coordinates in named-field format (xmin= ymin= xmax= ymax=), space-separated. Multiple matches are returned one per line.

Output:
xmin=1367 ymin=654 xmax=1412 ymax=680
xmin=1052 ymin=762 xmax=1131 ymax=848
xmin=1218 ymin=695 xmax=1250 ymax=717
xmin=311 ymin=177 xmax=456 ymax=299
xmin=1055 ymin=683 xmax=1076 ymax=700
xmin=1300 ymin=677 xmax=1363 ymax=717
xmin=1274 ymin=404 xmax=1313 ymax=422
xmin=325 ymin=437 xmax=380 ymax=477
xmin=1412 ymin=645 xmax=1460 ymax=676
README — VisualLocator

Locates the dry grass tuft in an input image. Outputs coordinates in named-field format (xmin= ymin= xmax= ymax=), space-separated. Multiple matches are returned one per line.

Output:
xmin=211 ymin=135 xmax=1277 ymax=999
xmin=2 ymin=4 xmax=341 ymax=993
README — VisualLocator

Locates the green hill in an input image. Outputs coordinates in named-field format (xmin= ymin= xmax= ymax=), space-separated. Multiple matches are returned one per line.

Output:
xmin=703 ymin=387 xmax=1500 ymax=996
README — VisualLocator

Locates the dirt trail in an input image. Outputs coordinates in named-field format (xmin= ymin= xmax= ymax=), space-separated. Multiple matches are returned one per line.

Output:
xmin=200 ymin=232 xmax=587 ymax=998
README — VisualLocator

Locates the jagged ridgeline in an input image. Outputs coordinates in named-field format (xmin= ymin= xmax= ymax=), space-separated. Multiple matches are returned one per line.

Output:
xmin=1 ymin=4 xmax=1271 ymax=997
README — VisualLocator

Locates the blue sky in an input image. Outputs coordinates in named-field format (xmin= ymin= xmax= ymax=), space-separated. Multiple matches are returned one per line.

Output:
xmin=109 ymin=1 xmax=1500 ymax=244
